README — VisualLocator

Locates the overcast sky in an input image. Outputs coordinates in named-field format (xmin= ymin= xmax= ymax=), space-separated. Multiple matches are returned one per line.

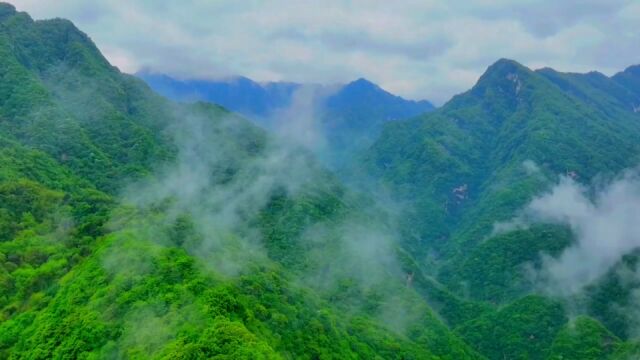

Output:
xmin=11 ymin=0 xmax=640 ymax=104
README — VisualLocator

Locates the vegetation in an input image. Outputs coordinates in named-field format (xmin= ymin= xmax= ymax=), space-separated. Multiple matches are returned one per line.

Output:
xmin=0 ymin=4 xmax=472 ymax=358
xmin=1 ymin=2 xmax=640 ymax=359
xmin=362 ymin=57 xmax=640 ymax=358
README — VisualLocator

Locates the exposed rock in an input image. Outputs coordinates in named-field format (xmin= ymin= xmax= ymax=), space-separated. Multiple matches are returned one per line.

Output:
xmin=506 ymin=73 xmax=523 ymax=95
xmin=452 ymin=184 xmax=468 ymax=200
xmin=406 ymin=272 xmax=414 ymax=287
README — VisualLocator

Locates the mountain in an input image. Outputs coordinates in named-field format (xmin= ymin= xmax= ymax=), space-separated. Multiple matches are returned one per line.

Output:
xmin=322 ymin=78 xmax=435 ymax=165
xmin=138 ymin=72 xmax=435 ymax=169
xmin=325 ymin=78 xmax=435 ymax=122
xmin=612 ymin=65 xmax=640 ymax=100
xmin=136 ymin=71 xmax=299 ymax=118
xmin=362 ymin=58 xmax=640 ymax=357
xmin=3 ymin=2 xmax=640 ymax=359
xmin=365 ymin=58 xmax=640 ymax=257
xmin=0 ymin=3 xmax=481 ymax=359
xmin=137 ymin=72 xmax=434 ymax=122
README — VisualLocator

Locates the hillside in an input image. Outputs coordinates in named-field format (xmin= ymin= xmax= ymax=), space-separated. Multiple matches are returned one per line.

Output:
xmin=0 ymin=3 xmax=480 ymax=359
xmin=3 ymin=2 xmax=640 ymax=359
xmin=362 ymin=58 xmax=640 ymax=356
xmin=365 ymin=58 xmax=640 ymax=259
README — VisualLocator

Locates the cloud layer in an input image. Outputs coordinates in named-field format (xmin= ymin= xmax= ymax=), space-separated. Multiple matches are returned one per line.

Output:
xmin=11 ymin=0 xmax=640 ymax=104
xmin=504 ymin=172 xmax=640 ymax=296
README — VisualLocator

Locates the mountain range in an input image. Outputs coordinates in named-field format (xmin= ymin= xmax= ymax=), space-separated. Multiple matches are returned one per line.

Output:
xmin=1 ymin=2 xmax=640 ymax=359
xmin=137 ymin=71 xmax=435 ymax=121
xmin=138 ymin=72 xmax=435 ymax=168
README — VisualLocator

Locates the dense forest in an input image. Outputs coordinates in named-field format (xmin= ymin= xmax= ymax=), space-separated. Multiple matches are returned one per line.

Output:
xmin=1 ymin=2 xmax=640 ymax=359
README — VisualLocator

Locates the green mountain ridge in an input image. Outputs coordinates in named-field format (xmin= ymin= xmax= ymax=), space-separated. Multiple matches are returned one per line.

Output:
xmin=0 ymin=3 xmax=482 ymax=359
xmin=365 ymin=57 xmax=640 ymax=262
xmin=1 ymin=2 xmax=640 ymax=359
xmin=362 ymin=56 xmax=640 ymax=357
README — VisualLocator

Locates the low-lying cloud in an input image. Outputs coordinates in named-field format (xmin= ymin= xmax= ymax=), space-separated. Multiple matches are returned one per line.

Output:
xmin=500 ymin=170 xmax=640 ymax=296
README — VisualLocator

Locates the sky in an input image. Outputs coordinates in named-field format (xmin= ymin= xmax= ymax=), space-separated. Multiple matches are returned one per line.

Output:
xmin=10 ymin=0 xmax=640 ymax=104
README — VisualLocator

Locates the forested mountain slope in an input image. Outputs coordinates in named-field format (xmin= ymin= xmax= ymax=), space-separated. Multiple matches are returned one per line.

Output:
xmin=0 ymin=3 xmax=480 ymax=359
xmin=362 ymin=58 xmax=640 ymax=358
xmin=3 ymin=2 xmax=640 ymax=359
xmin=365 ymin=59 xmax=640 ymax=261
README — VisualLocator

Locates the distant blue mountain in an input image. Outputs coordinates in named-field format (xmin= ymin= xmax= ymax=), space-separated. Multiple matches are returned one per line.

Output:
xmin=326 ymin=77 xmax=435 ymax=124
xmin=136 ymin=72 xmax=301 ymax=118
xmin=137 ymin=71 xmax=434 ymax=122
xmin=137 ymin=71 xmax=435 ymax=168
xmin=323 ymin=78 xmax=434 ymax=141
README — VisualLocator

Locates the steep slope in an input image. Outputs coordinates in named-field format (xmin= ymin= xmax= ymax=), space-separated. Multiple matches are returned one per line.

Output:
xmin=6 ymin=3 xmax=640 ymax=358
xmin=325 ymin=78 xmax=435 ymax=125
xmin=612 ymin=65 xmax=640 ymax=100
xmin=365 ymin=58 xmax=640 ymax=265
xmin=322 ymin=78 xmax=435 ymax=166
xmin=0 ymin=5 xmax=174 ymax=192
xmin=362 ymin=58 xmax=640 ymax=358
xmin=0 ymin=3 xmax=481 ymax=359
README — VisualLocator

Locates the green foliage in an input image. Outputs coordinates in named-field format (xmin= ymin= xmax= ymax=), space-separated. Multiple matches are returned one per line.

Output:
xmin=1 ymin=227 xmax=445 ymax=359
xmin=441 ymin=225 xmax=573 ymax=303
xmin=610 ymin=341 xmax=640 ymax=360
xmin=547 ymin=316 xmax=620 ymax=360
xmin=259 ymin=184 xmax=346 ymax=270
xmin=362 ymin=58 xmax=640 ymax=359
xmin=582 ymin=252 xmax=640 ymax=339
xmin=455 ymin=296 xmax=567 ymax=360
xmin=364 ymin=59 xmax=640 ymax=264
xmin=2 ymin=4 xmax=640 ymax=359
xmin=0 ymin=5 xmax=478 ymax=359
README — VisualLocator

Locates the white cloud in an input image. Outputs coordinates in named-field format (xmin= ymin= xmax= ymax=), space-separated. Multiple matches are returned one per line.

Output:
xmin=522 ymin=160 xmax=541 ymax=175
xmin=506 ymin=172 xmax=640 ymax=296
xmin=9 ymin=0 xmax=640 ymax=104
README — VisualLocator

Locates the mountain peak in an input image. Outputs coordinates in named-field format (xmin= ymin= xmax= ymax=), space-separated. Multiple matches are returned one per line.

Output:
xmin=352 ymin=77 xmax=373 ymax=84
xmin=471 ymin=58 xmax=533 ymax=97
xmin=485 ymin=58 xmax=530 ymax=76
xmin=345 ymin=78 xmax=380 ymax=90
xmin=622 ymin=64 xmax=640 ymax=76
xmin=0 ymin=2 xmax=16 ymax=19
xmin=612 ymin=64 xmax=640 ymax=97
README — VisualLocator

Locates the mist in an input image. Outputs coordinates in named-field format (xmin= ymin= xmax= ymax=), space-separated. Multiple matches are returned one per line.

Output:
xmin=118 ymin=106 xmax=325 ymax=275
xmin=499 ymin=170 xmax=640 ymax=296
xmin=14 ymin=57 xmax=429 ymax=349
xmin=96 ymin=79 xmax=403 ymax=287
